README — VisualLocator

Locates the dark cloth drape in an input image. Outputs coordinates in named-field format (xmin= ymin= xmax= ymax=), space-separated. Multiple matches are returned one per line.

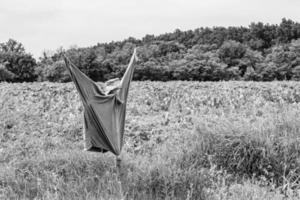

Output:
xmin=63 ymin=50 xmax=137 ymax=155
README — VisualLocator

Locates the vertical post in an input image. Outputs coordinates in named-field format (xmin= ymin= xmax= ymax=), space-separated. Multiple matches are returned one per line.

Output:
xmin=116 ymin=155 xmax=123 ymax=199
xmin=116 ymin=155 xmax=122 ymax=174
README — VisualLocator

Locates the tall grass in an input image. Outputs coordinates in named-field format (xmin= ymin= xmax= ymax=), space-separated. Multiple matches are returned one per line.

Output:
xmin=1 ymin=81 xmax=300 ymax=199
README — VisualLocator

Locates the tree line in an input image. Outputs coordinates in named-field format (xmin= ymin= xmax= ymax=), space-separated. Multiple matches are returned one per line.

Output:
xmin=1 ymin=18 xmax=300 ymax=82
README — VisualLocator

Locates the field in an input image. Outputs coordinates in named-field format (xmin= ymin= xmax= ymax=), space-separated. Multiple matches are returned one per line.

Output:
xmin=1 ymin=81 xmax=300 ymax=200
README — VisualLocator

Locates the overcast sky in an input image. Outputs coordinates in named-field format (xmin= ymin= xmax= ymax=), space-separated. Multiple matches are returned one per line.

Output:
xmin=1 ymin=0 xmax=300 ymax=59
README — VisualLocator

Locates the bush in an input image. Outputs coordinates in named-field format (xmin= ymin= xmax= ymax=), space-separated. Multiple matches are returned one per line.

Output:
xmin=35 ymin=61 xmax=70 ymax=82
xmin=0 ymin=51 xmax=37 ymax=82
xmin=0 ymin=63 xmax=15 ymax=81
xmin=193 ymin=126 xmax=300 ymax=187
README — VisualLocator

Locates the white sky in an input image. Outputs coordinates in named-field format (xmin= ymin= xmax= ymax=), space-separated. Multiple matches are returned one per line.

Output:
xmin=0 ymin=0 xmax=300 ymax=59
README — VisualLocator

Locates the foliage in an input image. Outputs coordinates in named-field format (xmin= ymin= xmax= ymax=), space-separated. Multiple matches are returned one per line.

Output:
xmin=2 ymin=19 xmax=300 ymax=82
xmin=35 ymin=60 xmax=70 ymax=82
xmin=0 ymin=39 xmax=37 ymax=82
xmin=35 ymin=18 xmax=300 ymax=82
xmin=0 ymin=63 xmax=15 ymax=81
xmin=0 ymin=38 xmax=25 ymax=53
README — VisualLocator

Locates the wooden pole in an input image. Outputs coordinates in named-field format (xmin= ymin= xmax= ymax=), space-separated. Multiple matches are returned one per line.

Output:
xmin=116 ymin=155 xmax=123 ymax=199
xmin=116 ymin=155 xmax=121 ymax=174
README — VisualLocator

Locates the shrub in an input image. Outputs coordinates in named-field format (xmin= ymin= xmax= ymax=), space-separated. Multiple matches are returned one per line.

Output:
xmin=0 ymin=63 xmax=15 ymax=81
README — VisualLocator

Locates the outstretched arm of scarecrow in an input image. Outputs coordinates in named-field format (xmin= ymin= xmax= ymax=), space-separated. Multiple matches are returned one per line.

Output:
xmin=63 ymin=55 xmax=104 ymax=106
xmin=119 ymin=48 xmax=138 ymax=101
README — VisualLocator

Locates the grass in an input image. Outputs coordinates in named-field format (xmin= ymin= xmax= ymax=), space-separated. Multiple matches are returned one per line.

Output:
xmin=1 ymin=81 xmax=300 ymax=199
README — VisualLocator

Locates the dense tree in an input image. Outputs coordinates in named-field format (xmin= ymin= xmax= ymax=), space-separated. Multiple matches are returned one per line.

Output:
xmin=218 ymin=40 xmax=247 ymax=66
xmin=277 ymin=18 xmax=300 ymax=43
xmin=0 ymin=39 xmax=25 ymax=53
xmin=35 ymin=60 xmax=69 ymax=82
xmin=292 ymin=65 xmax=300 ymax=80
xmin=0 ymin=39 xmax=37 ymax=82
xmin=2 ymin=19 xmax=300 ymax=82
xmin=0 ymin=63 xmax=15 ymax=81
xmin=248 ymin=22 xmax=277 ymax=50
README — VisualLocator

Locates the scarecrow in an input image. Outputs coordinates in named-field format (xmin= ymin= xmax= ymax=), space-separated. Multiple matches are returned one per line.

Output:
xmin=63 ymin=49 xmax=138 ymax=168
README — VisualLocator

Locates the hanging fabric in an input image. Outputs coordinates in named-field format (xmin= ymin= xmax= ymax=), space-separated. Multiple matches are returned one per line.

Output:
xmin=63 ymin=49 xmax=138 ymax=155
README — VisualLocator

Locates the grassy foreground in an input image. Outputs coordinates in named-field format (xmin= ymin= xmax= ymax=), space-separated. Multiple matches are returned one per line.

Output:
xmin=1 ymin=81 xmax=300 ymax=200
